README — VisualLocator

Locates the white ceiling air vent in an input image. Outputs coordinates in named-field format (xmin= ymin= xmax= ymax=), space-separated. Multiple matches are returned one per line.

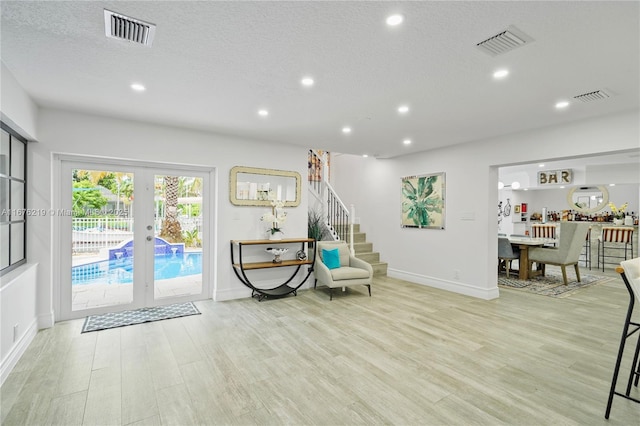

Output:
xmin=476 ymin=26 xmax=533 ymax=56
xmin=573 ymin=90 xmax=611 ymax=103
xmin=104 ymin=9 xmax=156 ymax=46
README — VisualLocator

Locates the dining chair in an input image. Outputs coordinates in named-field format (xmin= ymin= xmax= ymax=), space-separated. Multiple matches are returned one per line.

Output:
xmin=598 ymin=227 xmax=635 ymax=272
xmin=527 ymin=222 xmax=590 ymax=285
xmin=498 ymin=237 xmax=519 ymax=277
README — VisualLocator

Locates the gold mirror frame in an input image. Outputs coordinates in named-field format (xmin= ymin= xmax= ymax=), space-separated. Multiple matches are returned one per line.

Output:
xmin=230 ymin=165 xmax=301 ymax=207
xmin=566 ymin=185 xmax=609 ymax=214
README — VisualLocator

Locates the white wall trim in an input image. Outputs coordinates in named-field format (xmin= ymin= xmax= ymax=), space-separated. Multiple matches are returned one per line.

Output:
xmin=0 ymin=317 xmax=38 ymax=386
xmin=38 ymin=311 xmax=55 ymax=329
xmin=388 ymin=268 xmax=500 ymax=300
xmin=214 ymin=287 xmax=253 ymax=302
xmin=214 ymin=281 xmax=315 ymax=302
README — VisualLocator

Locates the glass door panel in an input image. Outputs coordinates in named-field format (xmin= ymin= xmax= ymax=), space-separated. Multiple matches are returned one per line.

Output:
xmin=59 ymin=159 xmax=210 ymax=321
xmin=71 ymin=169 xmax=134 ymax=311
xmin=152 ymin=174 xmax=203 ymax=300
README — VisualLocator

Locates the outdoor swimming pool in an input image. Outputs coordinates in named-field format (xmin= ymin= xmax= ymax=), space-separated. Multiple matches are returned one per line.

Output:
xmin=72 ymin=252 xmax=202 ymax=285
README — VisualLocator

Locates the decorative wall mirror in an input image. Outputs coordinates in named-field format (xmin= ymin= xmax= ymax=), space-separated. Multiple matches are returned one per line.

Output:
xmin=566 ymin=185 xmax=609 ymax=214
xmin=230 ymin=165 xmax=301 ymax=207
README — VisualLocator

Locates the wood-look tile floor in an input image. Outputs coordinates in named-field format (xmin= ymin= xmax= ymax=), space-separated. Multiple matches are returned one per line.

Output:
xmin=2 ymin=269 xmax=639 ymax=425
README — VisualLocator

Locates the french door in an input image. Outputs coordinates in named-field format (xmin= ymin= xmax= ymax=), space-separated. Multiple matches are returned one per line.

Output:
xmin=57 ymin=158 xmax=211 ymax=321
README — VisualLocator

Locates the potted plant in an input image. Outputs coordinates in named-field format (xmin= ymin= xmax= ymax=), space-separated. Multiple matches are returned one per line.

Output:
xmin=609 ymin=202 xmax=628 ymax=226
xmin=308 ymin=209 xmax=326 ymax=248
xmin=261 ymin=194 xmax=287 ymax=240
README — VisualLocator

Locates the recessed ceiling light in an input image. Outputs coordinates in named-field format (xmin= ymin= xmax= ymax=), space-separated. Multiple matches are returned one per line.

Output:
xmin=538 ymin=164 xmax=545 ymax=168
xmin=559 ymin=186 xmax=565 ymax=189
xmin=523 ymin=188 xmax=529 ymax=191
xmin=258 ymin=109 xmax=269 ymax=117
xmin=130 ymin=83 xmax=146 ymax=92
xmin=301 ymin=77 xmax=314 ymax=87
xmin=397 ymin=105 xmax=409 ymax=114
xmin=342 ymin=127 xmax=352 ymax=134
xmin=386 ymin=14 xmax=404 ymax=26
xmin=493 ymin=69 xmax=509 ymax=79
xmin=555 ymin=101 xmax=570 ymax=109
xmin=362 ymin=154 xmax=369 ymax=158
xmin=609 ymin=183 xmax=616 ymax=186
xmin=403 ymin=139 xmax=412 ymax=145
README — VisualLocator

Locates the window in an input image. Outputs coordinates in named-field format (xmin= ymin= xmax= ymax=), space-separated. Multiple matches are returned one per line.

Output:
xmin=1 ymin=122 xmax=27 ymax=275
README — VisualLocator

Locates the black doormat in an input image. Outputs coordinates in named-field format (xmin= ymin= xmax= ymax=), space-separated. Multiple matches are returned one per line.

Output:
xmin=81 ymin=302 xmax=201 ymax=333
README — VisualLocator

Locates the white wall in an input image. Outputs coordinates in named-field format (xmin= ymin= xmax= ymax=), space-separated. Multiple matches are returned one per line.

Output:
xmin=0 ymin=62 xmax=38 ymax=141
xmin=0 ymin=264 xmax=38 ymax=384
xmin=0 ymin=63 xmax=40 ymax=384
xmin=331 ymin=110 xmax=640 ymax=300
xmin=32 ymin=108 xmax=309 ymax=324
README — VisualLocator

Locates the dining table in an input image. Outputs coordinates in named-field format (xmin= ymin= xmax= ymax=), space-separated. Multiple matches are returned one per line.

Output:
xmin=507 ymin=236 xmax=558 ymax=280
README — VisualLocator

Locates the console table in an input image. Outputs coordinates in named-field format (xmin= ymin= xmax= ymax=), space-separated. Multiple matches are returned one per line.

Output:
xmin=230 ymin=238 xmax=316 ymax=301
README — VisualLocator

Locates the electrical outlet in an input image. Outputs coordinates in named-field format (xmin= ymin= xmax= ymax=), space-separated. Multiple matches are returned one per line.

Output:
xmin=13 ymin=324 xmax=19 ymax=343
xmin=453 ymin=270 xmax=460 ymax=280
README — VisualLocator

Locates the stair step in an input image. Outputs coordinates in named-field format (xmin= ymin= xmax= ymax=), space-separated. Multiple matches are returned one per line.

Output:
xmin=353 ymin=242 xmax=372 ymax=254
xmin=333 ymin=224 xmax=361 ymax=233
xmin=372 ymin=262 xmax=388 ymax=276
xmin=345 ymin=232 xmax=367 ymax=243
xmin=356 ymin=252 xmax=380 ymax=263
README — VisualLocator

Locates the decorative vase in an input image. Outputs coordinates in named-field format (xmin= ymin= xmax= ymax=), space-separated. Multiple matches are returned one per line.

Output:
xmin=265 ymin=248 xmax=288 ymax=263
xmin=613 ymin=218 xmax=624 ymax=226
xmin=269 ymin=231 xmax=283 ymax=241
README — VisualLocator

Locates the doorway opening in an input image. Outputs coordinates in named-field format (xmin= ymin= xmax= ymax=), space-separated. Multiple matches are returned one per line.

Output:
xmin=54 ymin=156 xmax=214 ymax=321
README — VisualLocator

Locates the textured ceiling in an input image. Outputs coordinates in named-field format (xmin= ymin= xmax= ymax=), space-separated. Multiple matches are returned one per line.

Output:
xmin=1 ymin=1 xmax=638 ymax=158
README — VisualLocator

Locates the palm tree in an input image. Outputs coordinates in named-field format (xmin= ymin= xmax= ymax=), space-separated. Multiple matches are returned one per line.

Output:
xmin=159 ymin=176 xmax=183 ymax=243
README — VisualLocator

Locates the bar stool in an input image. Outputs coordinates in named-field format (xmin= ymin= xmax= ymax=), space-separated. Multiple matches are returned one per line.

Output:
xmin=580 ymin=226 xmax=592 ymax=270
xmin=604 ymin=257 xmax=640 ymax=419
xmin=532 ymin=223 xmax=557 ymax=246
xmin=598 ymin=227 xmax=635 ymax=271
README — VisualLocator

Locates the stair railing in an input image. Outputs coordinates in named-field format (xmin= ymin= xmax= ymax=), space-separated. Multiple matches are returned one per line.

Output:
xmin=308 ymin=149 xmax=355 ymax=255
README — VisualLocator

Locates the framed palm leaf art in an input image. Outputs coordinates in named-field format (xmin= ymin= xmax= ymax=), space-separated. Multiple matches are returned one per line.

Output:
xmin=401 ymin=172 xmax=445 ymax=229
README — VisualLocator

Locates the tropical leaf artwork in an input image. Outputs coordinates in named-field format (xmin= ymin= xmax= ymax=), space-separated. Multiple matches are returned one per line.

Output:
xmin=401 ymin=173 xmax=445 ymax=228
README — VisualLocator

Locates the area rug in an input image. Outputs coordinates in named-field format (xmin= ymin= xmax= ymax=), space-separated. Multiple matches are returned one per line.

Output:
xmin=81 ymin=302 xmax=201 ymax=333
xmin=498 ymin=271 xmax=615 ymax=298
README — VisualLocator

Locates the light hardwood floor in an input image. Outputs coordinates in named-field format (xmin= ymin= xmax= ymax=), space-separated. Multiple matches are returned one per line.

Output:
xmin=2 ymin=269 xmax=639 ymax=425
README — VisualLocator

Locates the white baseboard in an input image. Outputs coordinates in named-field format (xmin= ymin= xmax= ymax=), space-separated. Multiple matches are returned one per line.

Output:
xmin=214 ymin=281 xmax=315 ymax=302
xmin=0 ymin=318 xmax=38 ymax=386
xmin=387 ymin=268 xmax=499 ymax=300
xmin=214 ymin=286 xmax=252 ymax=301
xmin=38 ymin=310 xmax=55 ymax=329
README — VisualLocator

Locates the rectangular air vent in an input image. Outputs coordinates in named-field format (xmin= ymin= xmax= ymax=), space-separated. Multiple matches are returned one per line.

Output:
xmin=476 ymin=26 xmax=533 ymax=56
xmin=104 ymin=9 xmax=155 ymax=46
xmin=573 ymin=90 xmax=611 ymax=103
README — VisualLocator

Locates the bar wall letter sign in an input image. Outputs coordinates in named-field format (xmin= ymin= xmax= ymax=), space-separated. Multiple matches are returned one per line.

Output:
xmin=538 ymin=169 xmax=572 ymax=185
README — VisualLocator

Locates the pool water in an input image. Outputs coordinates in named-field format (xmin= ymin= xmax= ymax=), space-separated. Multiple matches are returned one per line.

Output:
xmin=72 ymin=252 xmax=202 ymax=285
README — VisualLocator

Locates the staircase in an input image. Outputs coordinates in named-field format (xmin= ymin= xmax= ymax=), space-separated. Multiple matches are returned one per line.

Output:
xmin=309 ymin=149 xmax=387 ymax=276
xmin=337 ymin=224 xmax=388 ymax=276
